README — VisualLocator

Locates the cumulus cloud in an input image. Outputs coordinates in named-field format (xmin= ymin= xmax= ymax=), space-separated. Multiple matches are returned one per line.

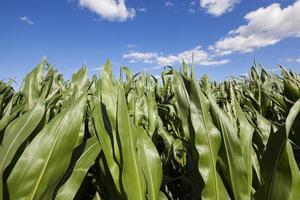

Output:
xmin=123 ymin=46 xmax=229 ymax=66
xmin=212 ymin=1 xmax=300 ymax=54
xmin=200 ymin=0 xmax=239 ymax=16
xmin=78 ymin=0 xmax=135 ymax=21
xmin=19 ymin=16 xmax=34 ymax=25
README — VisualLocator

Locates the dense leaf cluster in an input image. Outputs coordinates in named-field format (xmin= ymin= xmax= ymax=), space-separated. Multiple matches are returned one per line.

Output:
xmin=0 ymin=60 xmax=300 ymax=200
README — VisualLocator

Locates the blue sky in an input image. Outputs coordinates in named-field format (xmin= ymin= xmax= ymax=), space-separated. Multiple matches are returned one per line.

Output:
xmin=1 ymin=0 xmax=300 ymax=86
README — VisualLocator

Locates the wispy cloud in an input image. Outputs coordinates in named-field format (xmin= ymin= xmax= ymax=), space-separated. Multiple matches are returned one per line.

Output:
xmin=123 ymin=45 xmax=229 ymax=67
xmin=286 ymin=57 xmax=300 ymax=63
xmin=78 ymin=0 xmax=135 ymax=22
xmin=210 ymin=1 xmax=300 ymax=55
xmin=127 ymin=44 xmax=136 ymax=48
xmin=165 ymin=1 xmax=174 ymax=7
xmin=129 ymin=60 xmax=137 ymax=63
xmin=18 ymin=16 xmax=34 ymax=25
xmin=123 ymin=52 xmax=158 ymax=64
xmin=188 ymin=8 xmax=196 ymax=14
xmin=200 ymin=0 xmax=240 ymax=16
xmin=137 ymin=7 xmax=146 ymax=12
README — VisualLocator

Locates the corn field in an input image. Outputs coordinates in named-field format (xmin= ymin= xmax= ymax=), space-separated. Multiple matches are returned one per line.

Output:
xmin=0 ymin=60 xmax=300 ymax=200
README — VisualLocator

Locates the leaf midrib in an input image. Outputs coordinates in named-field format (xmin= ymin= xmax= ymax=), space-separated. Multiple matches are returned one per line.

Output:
xmin=28 ymin=109 xmax=72 ymax=200
xmin=0 ymin=103 xmax=42 ymax=173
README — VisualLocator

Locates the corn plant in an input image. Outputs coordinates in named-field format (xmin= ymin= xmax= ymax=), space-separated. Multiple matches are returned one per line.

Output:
xmin=0 ymin=60 xmax=300 ymax=200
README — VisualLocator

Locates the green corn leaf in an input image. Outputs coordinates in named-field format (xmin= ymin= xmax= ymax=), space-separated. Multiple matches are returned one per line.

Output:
xmin=287 ymin=141 xmax=300 ymax=200
xmin=256 ymin=128 xmax=293 ymax=200
xmin=158 ymin=192 xmax=168 ymax=200
xmin=117 ymin=86 xmax=146 ymax=200
xmin=251 ymin=147 xmax=262 ymax=186
xmin=0 ymin=98 xmax=13 ymax=132
xmin=92 ymin=192 xmax=102 ymax=200
xmin=92 ymin=100 xmax=121 ymax=193
xmin=100 ymin=60 xmax=121 ymax=164
xmin=71 ymin=66 xmax=88 ymax=91
xmin=207 ymin=92 xmax=250 ymax=200
xmin=0 ymin=100 xmax=45 ymax=199
xmin=55 ymin=136 xmax=101 ymax=200
xmin=136 ymin=126 xmax=163 ymax=200
xmin=256 ymin=99 xmax=300 ymax=200
xmin=22 ymin=62 xmax=44 ymax=111
xmin=7 ymin=94 xmax=86 ymax=200
xmin=172 ymin=70 xmax=190 ymax=140
xmin=234 ymin=95 xmax=254 ymax=197
xmin=189 ymin=79 xmax=229 ymax=200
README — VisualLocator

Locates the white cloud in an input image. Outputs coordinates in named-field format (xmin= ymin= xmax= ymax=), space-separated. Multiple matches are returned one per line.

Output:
xmin=123 ymin=52 xmax=158 ymax=64
xmin=127 ymin=44 xmax=136 ymax=48
xmin=123 ymin=46 xmax=229 ymax=66
xmin=78 ymin=0 xmax=135 ymax=21
xmin=200 ymin=0 xmax=239 ymax=16
xmin=165 ymin=1 xmax=174 ymax=7
xmin=129 ymin=59 xmax=137 ymax=63
xmin=284 ymin=57 xmax=300 ymax=63
xmin=137 ymin=8 xmax=146 ymax=12
xmin=213 ymin=1 xmax=300 ymax=54
xmin=190 ymin=1 xmax=196 ymax=6
xmin=189 ymin=8 xmax=196 ymax=14
xmin=152 ymin=66 xmax=164 ymax=70
xmin=18 ymin=16 xmax=34 ymax=25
